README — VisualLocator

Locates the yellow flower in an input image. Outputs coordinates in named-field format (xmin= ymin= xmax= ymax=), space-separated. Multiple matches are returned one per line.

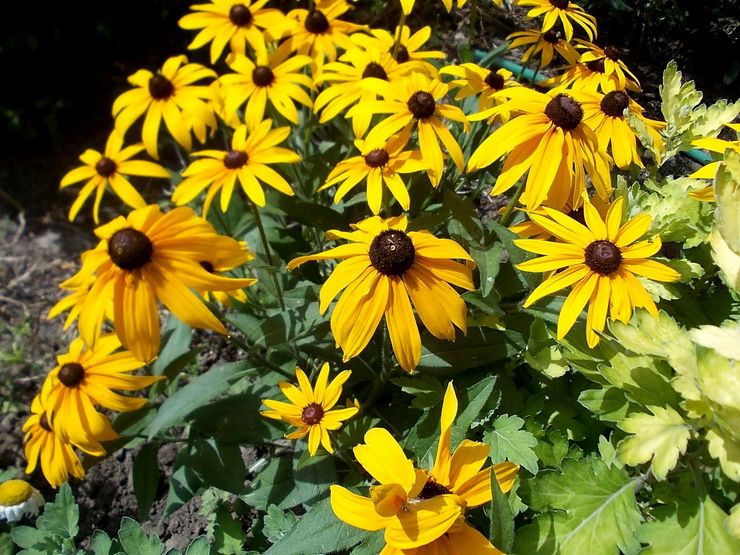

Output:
xmin=172 ymin=120 xmax=300 ymax=214
xmin=331 ymin=382 xmax=518 ymax=552
xmin=400 ymin=0 xmax=415 ymax=15
xmin=440 ymin=64 xmax=520 ymax=122
xmin=351 ymin=73 xmax=469 ymax=186
xmin=178 ymin=0 xmax=293 ymax=64
xmin=198 ymin=247 xmax=254 ymax=307
xmin=50 ymin=205 xmax=256 ymax=362
xmin=515 ymin=197 xmax=681 ymax=347
xmin=541 ymin=59 xmax=640 ymax=93
xmin=219 ymin=50 xmax=314 ymax=130
xmin=574 ymin=40 xmax=641 ymax=91
xmin=281 ymin=0 xmax=363 ymax=70
xmin=40 ymin=335 xmax=162 ymax=455
xmin=0 ymin=480 xmax=44 ymax=523
xmin=60 ymin=131 xmax=170 ymax=224
xmin=688 ymin=123 xmax=740 ymax=201
xmin=287 ymin=215 xmax=474 ymax=373
xmin=261 ymin=363 xmax=358 ymax=455
xmin=441 ymin=0 xmax=467 ymax=11
xmin=468 ymin=88 xmax=612 ymax=211
xmin=511 ymin=194 xmax=609 ymax=240
xmin=518 ymin=0 xmax=598 ymax=42
xmin=319 ymin=129 xmax=425 ymax=214
xmin=112 ymin=55 xmax=217 ymax=159
xmin=580 ymin=90 xmax=665 ymax=169
xmin=351 ymin=26 xmax=445 ymax=77
xmin=506 ymin=29 xmax=579 ymax=68
xmin=23 ymin=395 xmax=85 ymax=488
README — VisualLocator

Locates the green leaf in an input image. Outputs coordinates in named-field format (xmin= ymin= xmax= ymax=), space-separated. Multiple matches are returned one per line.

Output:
xmin=471 ymin=241 xmax=502 ymax=298
xmin=189 ymin=439 xmax=246 ymax=494
xmin=391 ymin=375 xmax=445 ymax=409
xmin=489 ymin=464 xmax=515 ymax=553
xmin=36 ymin=483 xmax=78 ymax=540
xmin=484 ymin=415 xmax=538 ymax=474
xmin=90 ymin=530 xmax=113 ymax=555
xmin=264 ymin=498 xmax=367 ymax=555
xmin=451 ymin=374 xmax=499 ymax=448
xmin=418 ymin=328 xmax=524 ymax=373
xmin=184 ymin=536 xmax=211 ymax=555
xmin=213 ymin=505 xmax=245 ymax=555
xmin=350 ymin=532 xmax=385 ymax=554
xmin=617 ymin=406 xmax=691 ymax=480
xmin=489 ymin=221 xmax=539 ymax=289
xmin=525 ymin=319 xmax=568 ymax=378
xmin=577 ymin=387 xmax=633 ymax=423
xmin=715 ymin=149 xmax=740 ymax=254
xmin=262 ymin=505 xmax=298 ymax=544
xmin=151 ymin=317 xmax=194 ymax=379
xmin=133 ymin=443 xmax=160 ymax=519
xmin=117 ymin=517 xmax=163 ymax=555
xmin=163 ymin=447 xmax=203 ymax=517
xmin=10 ymin=526 xmax=49 ymax=550
xmin=515 ymin=457 xmax=643 ymax=555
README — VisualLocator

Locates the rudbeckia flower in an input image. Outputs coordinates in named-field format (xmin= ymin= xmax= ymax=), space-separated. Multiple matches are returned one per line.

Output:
xmin=261 ymin=363 xmax=358 ymax=455
xmin=506 ymin=29 xmax=579 ymax=68
xmin=40 ymin=335 xmax=162 ymax=455
xmin=0 ymin=480 xmax=44 ymax=523
xmin=219 ymin=50 xmax=314 ymax=130
xmin=319 ymin=128 xmax=425 ymax=213
xmin=468 ymin=88 xmax=611 ymax=211
xmin=287 ymin=215 xmax=474 ymax=373
xmin=580 ymin=90 xmax=665 ymax=169
xmin=23 ymin=395 xmax=85 ymax=488
xmin=575 ymin=40 xmax=641 ymax=91
xmin=688 ymin=123 xmax=740 ymax=201
xmin=171 ymin=120 xmax=300 ymax=214
xmin=331 ymin=382 xmax=518 ymax=553
xmin=50 ymin=205 xmax=256 ymax=362
xmin=351 ymin=26 xmax=445 ymax=77
xmin=198 ymin=247 xmax=253 ymax=306
xmin=542 ymin=57 xmax=640 ymax=93
xmin=440 ymin=64 xmax=520 ymax=122
xmin=518 ymin=0 xmax=598 ymax=42
xmin=511 ymin=194 xmax=609 ymax=240
xmin=515 ymin=197 xmax=681 ymax=347
xmin=351 ymin=73 xmax=469 ymax=185
xmin=281 ymin=0 xmax=363 ymax=70
xmin=178 ymin=0 xmax=293 ymax=64
xmin=60 ymin=132 xmax=170 ymax=223
xmin=112 ymin=55 xmax=217 ymax=159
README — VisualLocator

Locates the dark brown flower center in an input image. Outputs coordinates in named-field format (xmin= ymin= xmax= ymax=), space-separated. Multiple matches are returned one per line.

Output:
xmin=229 ymin=3 xmax=253 ymax=27
xmin=549 ymin=0 xmax=569 ymax=9
xmin=417 ymin=479 xmax=452 ymax=499
xmin=368 ymin=229 xmax=415 ymax=276
xmin=200 ymin=260 xmax=215 ymax=273
xmin=223 ymin=150 xmax=248 ymax=169
xmin=604 ymin=46 xmax=620 ymax=61
xmin=407 ymin=91 xmax=436 ymax=119
xmin=108 ymin=228 xmax=153 ymax=270
xmin=484 ymin=70 xmax=505 ymax=90
xmin=568 ymin=206 xmax=586 ymax=226
xmin=584 ymin=240 xmax=622 ymax=275
xmin=543 ymin=29 xmax=561 ymax=44
xmin=364 ymin=149 xmax=389 ymax=168
xmin=148 ymin=74 xmax=174 ymax=100
xmin=301 ymin=402 xmax=324 ymax=425
xmin=252 ymin=65 xmax=275 ymax=87
xmin=304 ymin=9 xmax=330 ymax=34
xmin=362 ymin=62 xmax=388 ymax=80
xmin=95 ymin=157 xmax=117 ymax=177
xmin=39 ymin=414 xmax=51 ymax=432
xmin=394 ymin=45 xmax=410 ymax=64
xmin=600 ymin=91 xmax=630 ymax=117
xmin=586 ymin=58 xmax=605 ymax=73
xmin=58 ymin=362 xmax=85 ymax=387
xmin=545 ymin=94 xmax=583 ymax=130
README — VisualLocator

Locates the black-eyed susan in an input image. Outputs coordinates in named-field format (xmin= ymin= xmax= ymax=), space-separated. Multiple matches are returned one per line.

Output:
xmin=320 ymin=129 xmax=425 ymax=213
xmin=171 ymin=120 xmax=299 ymax=214
xmin=261 ymin=363 xmax=358 ymax=455
xmin=440 ymin=63 xmax=520 ymax=122
xmin=198 ymin=247 xmax=253 ymax=306
xmin=541 ymin=58 xmax=639 ymax=94
xmin=351 ymin=26 xmax=444 ymax=78
xmin=219 ymin=50 xmax=314 ymax=130
xmin=314 ymin=46 xmax=414 ymax=137
xmin=352 ymin=73 xmax=469 ymax=186
xmin=50 ymin=205 xmax=256 ymax=362
xmin=518 ymin=0 xmax=598 ymax=41
xmin=506 ymin=29 xmax=579 ymax=68
xmin=112 ymin=55 xmax=217 ymax=159
xmin=178 ymin=0 xmax=293 ymax=64
xmin=22 ymin=395 xmax=85 ymax=488
xmin=40 ymin=335 xmax=162 ymax=455
xmin=287 ymin=215 xmax=474 ymax=373
xmin=515 ymin=197 xmax=681 ymax=347
xmin=0 ymin=480 xmax=44 ymax=523
xmin=281 ymin=0 xmax=363 ymax=70
xmin=688 ymin=123 xmax=740 ymax=201
xmin=575 ymin=40 xmax=641 ymax=91
xmin=467 ymin=88 xmax=611 ymax=211
xmin=580 ymin=90 xmax=665 ymax=169
xmin=511 ymin=194 xmax=609 ymax=240
xmin=60 ymin=132 xmax=170 ymax=224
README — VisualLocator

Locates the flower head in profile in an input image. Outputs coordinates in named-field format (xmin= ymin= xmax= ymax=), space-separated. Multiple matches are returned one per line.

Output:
xmin=688 ymin=123 xmax=740 ymax=201
xmin=287 ymin=215 xmax=474 ymax=373
xmin=198 ymin=247 xmax=254 ymax=307
xmin=112 ymin=55 xmax=217 ymax=159
xmin=50 ymin=205 xmax=256 ymax=362
xmin=178 ymin=0 xmax=293 ymax=64
xmin=515 ymin=197 xmax=681 ymax=347
xmin=575 ymin=41 xmax=641 ymax=91
xmin=319 ymin=129 xmax=425 ymax=214
xmin=40 ymin=335 xmax=162 ymax=455
xmin=60 ymin=132 xmax=170 ymax=223
xmin=331 ymin=382 xmax=518 ymax=553
xmin=440 ymin=63 xmax=520 ymax=122
xmin=506 ymin=29 xmax=579 ymax=68
xmin=171 ymin=120 xmax=300 ymax=214
xmin=23 ymin=395 xmax=85 ymax=488
xmin=468 ymin=88 xmax=611 ymax=211
xmin=261 ymin=363 xmax=358 ymax=455
xmin=518 ymin=0 xmax=598 ymax=42
xmin=351 ymin=26 xmax=445 ymax=78
xmin=219 ymin=50 xmax=314 ymax=130
xmin=0 ymin=480 xmax=44 ymax=523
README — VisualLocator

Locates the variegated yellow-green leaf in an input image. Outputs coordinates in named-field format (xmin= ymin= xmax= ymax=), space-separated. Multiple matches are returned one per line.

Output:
xmin=706 ymin=427 xmax=740 ymax=482
xmin=617 ymin=406 xmax=691 ymax=480
xmin=728 ymin=504 xmax=740 ymax=540
xmin=689 ymin=324 xmax=740 ymax=361
xmin=715 ymin=149 xmax=740 ymax=255
xmin=710 ymin=226 xmax=740 ymax=292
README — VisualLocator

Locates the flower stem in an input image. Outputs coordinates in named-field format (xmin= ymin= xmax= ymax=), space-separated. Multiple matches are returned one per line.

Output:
xmin=250 ymin=201 xmax=286 ymax=311
xmin=391 ymin=15 xmax=407 ymax=60
xmin=499 ymin=179 xmax=526 ymax=227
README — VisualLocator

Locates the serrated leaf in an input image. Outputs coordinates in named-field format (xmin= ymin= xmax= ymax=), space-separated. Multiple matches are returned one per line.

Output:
xmin=711 ymin=225 xmax=740 ymax=292
xmin=489 ymin=464 xmax=515 ymax=553
xmin=9 ymin=526 xmax=48 ymax=550
xmin=715 ymin=149 xmax=740 ymax=254
xmin=391 ymin=375 xmax=445 ymax=409
xmin=90 ymin=530 xmax=113 ymax=555
xmin=578 ymin=388 xmax=633 ymax=422
xmin=133 ymin=443 xmax=160 ymax=519
xmin=451 ymin=374 xmax=500 ymax=446
xmin=184 ymin=536 xmax=210 ymax=555
xmin=117 ymin=517 xmax=163 ymax=555
xmin=515 ymin=457 xmax=643 ymax=555
xmin=213 ymin=505 xmax=245 ymax=555
xmin=471 ymin=241 xmax=502 ymax=298
xmin=35 ymin=483 xmax=78 ymax=539
xmin=484 ymin=415 xmax=538 ymax=474
xmin=262 ymin=505 xmax=299 ymax=544
xmin=689 ymin=323 xmax=740 ymax=361
xmin=617 ymin=406 xmax=691 ymax=480
xmin=350 ymin=532 xmax=385 ymax=554
xmin=706 ymin=427 xmax=740 ymax=481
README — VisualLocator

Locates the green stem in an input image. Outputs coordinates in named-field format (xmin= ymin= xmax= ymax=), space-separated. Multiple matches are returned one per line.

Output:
xmin=226 ymin=333 xmax=294 ymax=379
xmin=470 ymin=0 xmax=479 ymax=43
xmin=391 ymin=14 xmax=407 ymax=60
xmin=499 ymin=179 xmax=526 ymax=227
xmin=250 ymin=201 xmax=286 ymax=311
